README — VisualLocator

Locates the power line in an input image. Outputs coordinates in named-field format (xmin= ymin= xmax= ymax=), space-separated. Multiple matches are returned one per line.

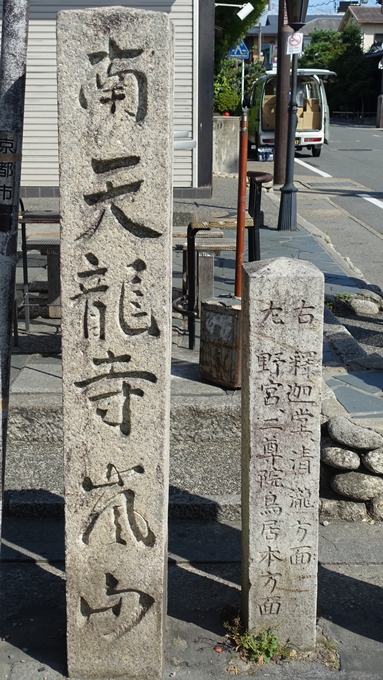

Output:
xmin=309 ymin=1 xmax=335 ymax=6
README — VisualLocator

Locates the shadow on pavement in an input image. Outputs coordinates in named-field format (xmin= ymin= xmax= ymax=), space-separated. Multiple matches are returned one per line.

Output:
xmin=318 ymin=563 xmax=383 ymax=645
xmin=0 ymin=546 xmax=66 ymax=673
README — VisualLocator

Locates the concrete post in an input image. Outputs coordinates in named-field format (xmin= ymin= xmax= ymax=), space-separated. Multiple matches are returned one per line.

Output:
xmin=241 ymin=257 xmax=324 ymax=649
xmin=57 ymin=7 xmax=173 ymax=678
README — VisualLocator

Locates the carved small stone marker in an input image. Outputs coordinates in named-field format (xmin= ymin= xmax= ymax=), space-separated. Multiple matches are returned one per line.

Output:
xmin=241 ymin=257 xmax=324 ymax=649
xmin=57 ymin=8 xmax=173 ymax=678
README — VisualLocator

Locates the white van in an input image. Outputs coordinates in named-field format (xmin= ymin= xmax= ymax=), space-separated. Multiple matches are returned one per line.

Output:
xmin=248 ymin=68 xmax=335 ymax=158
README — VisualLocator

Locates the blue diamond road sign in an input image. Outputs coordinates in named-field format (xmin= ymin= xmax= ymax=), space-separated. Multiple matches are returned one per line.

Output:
xmin=229 ymin=39 xmax=249 ymax=60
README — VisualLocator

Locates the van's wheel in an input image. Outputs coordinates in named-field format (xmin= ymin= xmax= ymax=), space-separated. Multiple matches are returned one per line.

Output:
xmin=312 ymin=146 xmax=321 ymax=157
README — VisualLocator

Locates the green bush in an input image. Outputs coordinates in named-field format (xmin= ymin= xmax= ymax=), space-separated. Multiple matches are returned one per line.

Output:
xmin=214 ymin=58 xmax=265 ymax=115
xmin=214 ymin=83 xmax=241 ymax=114
xmin=214 ymin=59 xmax=241 ymax=114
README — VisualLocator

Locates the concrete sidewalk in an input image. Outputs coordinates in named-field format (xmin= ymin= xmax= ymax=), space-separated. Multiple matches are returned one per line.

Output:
xmin=3 ymin=171 xmax=383 ymax=678
xmin=1 ymin=518 xmax=383 ymax=679
xmin=6 ymin=173 xmax=383 ymax=517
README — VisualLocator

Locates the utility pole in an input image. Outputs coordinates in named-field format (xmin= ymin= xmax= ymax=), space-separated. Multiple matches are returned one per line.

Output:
xmin=235 ymin=109 xmax=248 ymax=298
xmin=274 ymin=0 xmax=291 ymax=185
xmin=258 ymin=21 xmax=262 ymax=61
xmin=0 ymin=0 xmax=30 ymax=539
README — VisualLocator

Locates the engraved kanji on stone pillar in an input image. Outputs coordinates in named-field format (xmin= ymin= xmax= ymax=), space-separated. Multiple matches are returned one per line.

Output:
xmin=241 ymin=257 xmax=324 ymax=650
xmin=57 ymin=7 xmax=173 ymax=679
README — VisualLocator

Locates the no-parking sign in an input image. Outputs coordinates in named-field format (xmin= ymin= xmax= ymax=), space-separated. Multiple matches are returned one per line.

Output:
xmin=287 ymin=32 xmax=303 ymax=55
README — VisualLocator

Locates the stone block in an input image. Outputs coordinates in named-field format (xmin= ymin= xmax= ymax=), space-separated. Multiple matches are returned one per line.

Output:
xmin=328 ymin=416 xmax=383 ymax=450
xmin=199 ymin=297 xmax=242 ymax=388
xmin=57 ymin=7 xmax=173 ymax=678
xmin=320 ymin=498 xmax=367 ymax=523
xmin=368 ymin=493 xmax=383 ymax=521
xmin=241 ymin=257 xmax=324 ymax=650
xmin=213 ymin=116 xmax=240 ymax=174
xmin=331 ymin=471 xmax=383 ymax=501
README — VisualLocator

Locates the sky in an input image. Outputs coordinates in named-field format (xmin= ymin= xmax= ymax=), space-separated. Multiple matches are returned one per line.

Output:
xmin=260 ymin=0 xmax=379 ymax=22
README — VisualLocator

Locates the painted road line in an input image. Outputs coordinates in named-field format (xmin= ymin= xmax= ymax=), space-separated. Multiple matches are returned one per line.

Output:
xmin=357 ymin=193 xmax=383 ymax=210
xmin=294 ymin=158 xmax=332 ymax=177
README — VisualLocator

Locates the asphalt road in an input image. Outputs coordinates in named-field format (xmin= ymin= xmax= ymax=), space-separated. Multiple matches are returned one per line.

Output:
xmin=294 ymin=122 xmax=383 ymax=236
xmin=286 ymin=121 xmax=383 ymax=289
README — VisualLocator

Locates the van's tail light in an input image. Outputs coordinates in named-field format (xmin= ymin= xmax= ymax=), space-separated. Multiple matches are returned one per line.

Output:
xmin=303 ymin=137 xmax=321 ymax=142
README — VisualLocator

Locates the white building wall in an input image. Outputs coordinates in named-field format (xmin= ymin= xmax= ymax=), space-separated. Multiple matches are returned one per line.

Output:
xmin=0 ymin=0 xmax=195 ymax=187
xmin=360 ymin=24 xmax=383 ymax=52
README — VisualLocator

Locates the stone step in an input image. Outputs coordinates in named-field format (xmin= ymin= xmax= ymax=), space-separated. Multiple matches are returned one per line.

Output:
xmin=5 ymin=393 xmax=242 ymax=519
xmin=7 ymin=393 xmax=242 ymax=444
xmin=3 ymin=392 xmax=373 ymax=523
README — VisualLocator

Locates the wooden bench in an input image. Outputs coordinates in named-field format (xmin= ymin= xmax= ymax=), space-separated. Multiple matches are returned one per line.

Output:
xmin=172 ymin=237 xmax=236 ymax=252
xmin=196 ymin=217 xmax=253 ymax=230
xmin=172 ymin=228 xmax=223 ymax=238
xmin=18 ymin=211 xmax=61 ymax=328
xmin=172 ymin=227 xmax=224 ymax=298
xmin=173 ymin=237 xmax=237 ymax=316
xmin=24 ymin=233 xmax=61 ymax=320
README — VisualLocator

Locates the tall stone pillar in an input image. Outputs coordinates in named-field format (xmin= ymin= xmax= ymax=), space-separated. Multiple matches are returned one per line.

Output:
xmin=57 ymin=8 xmax=173 ymax=678
xmin=241 ymin=257 xmax=324 ymax=649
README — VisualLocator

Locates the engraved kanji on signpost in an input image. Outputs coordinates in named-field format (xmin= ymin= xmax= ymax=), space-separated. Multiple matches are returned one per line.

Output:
xmin=57 ymin=7 xmax=173 ymax=679
xmin=241 ymin=257 xmax=324 ymax=649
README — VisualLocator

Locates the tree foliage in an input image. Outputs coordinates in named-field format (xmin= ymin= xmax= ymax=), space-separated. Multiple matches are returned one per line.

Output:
xmin=214 ymin=57 xmax=265 ymax=114
xmin=214 ymin=58 xmax=242 ymax=114
xmin=215 ymin=0 xmax=267 ymax=73
xmin=214 ymin=0 xmax=267 ymax=114
xmin=298 ymin=29 xmax=344 ymax=69
xmin=299 ymin=24 xmax=375 ymax=111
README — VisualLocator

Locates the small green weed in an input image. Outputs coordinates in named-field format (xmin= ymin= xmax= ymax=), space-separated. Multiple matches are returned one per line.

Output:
xmin=241 ymin=629 xmax=280 ymax=662
xmin=337 ymin=293 xmax=352 ymax=301
xmin=316 ymin=631 xmax=340 ymax=670
xmin=224 ymin=615 xmax=289 ymax=664
xmin=325 ymin=298 xmax=334 ymax=310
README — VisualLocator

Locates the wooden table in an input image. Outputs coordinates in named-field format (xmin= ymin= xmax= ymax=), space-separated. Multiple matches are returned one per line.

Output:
xmin=173 ymin=237 xmax=237 ymax=317
xmin=18 ymin=212 xmax=61 ymax=328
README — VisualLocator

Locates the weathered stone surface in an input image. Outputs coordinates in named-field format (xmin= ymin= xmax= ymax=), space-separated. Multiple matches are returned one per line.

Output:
xmin=8 ymin=394 xmax=62 ymax=442
xmin=321 ymin=386 xmax=347 ymax=421
xmin=328 ymin=416 xmax=383 ymax=451
xmin=170 ymin=396 xmax=241 ymax=444
xmin=241 ymin=257 xmax=324 ymax=650
xmin=358 ymin=288 xmax=382 ymax=303
xmin=199 ymin=298 xmax=242 ymax=388
xmin=362 ymin=448 xmax=383 ymax=475
xmin=368 ymin=494 xmax=383 ymax=521
xmin=323 ymin=305 xmax=367 ymax=365
xmin=320 ymin=498 xmax=367 ymax=522
xmin=349 ymin=297 xmax=380 ymax=316
xmin=57 ymin=8 xmax=173 ymax=679
xmin=321 ymin=445 xmax=360 ymax=470
xmin=331 ymin=472 xmax=383 ymax=501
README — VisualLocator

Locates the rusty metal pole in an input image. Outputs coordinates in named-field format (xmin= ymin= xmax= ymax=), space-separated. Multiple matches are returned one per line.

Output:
xmin=234 ymin=108 xmax=248 ymax=298
xmin=0 ymin=0 xmax=30 ymax=538
xmin=274 ymin=0 xmax=291 ymax=185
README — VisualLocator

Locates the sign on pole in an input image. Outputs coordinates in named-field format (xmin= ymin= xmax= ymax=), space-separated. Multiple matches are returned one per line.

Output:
xmin=286 ymin=32 xmax=303 ymax=55
xmin=229 ymin=39 xmax=250 ymax=60
xmin=0 ymin=0 xmax=29 ymax=540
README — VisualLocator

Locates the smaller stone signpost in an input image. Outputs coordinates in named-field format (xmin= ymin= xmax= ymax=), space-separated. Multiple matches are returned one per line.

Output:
xmin=57 ymin=7 xmax=173 ymax=679
xmin=241 ymin=257 xmax=324 ymax=649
